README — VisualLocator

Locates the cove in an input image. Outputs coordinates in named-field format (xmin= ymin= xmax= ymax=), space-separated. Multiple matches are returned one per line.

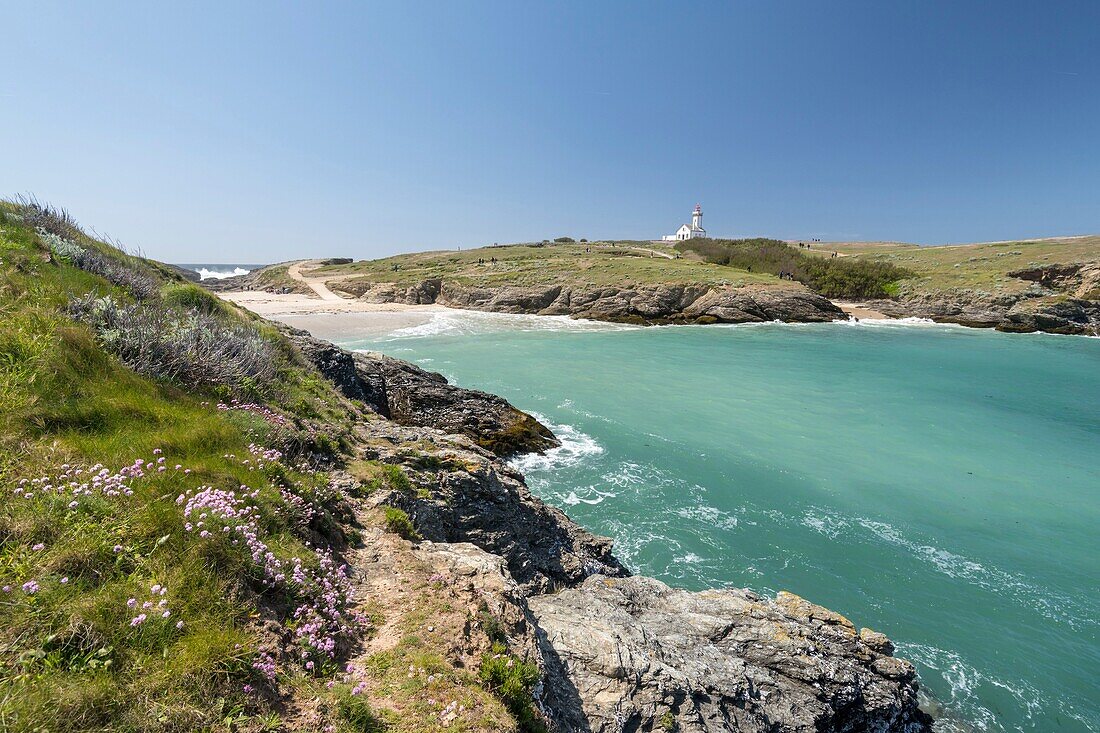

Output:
xmin=339 ymin=313 xmax=1099 ymax=733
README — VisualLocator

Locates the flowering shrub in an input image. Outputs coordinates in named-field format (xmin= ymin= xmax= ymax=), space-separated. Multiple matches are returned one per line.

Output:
xmin=68 ymin=294 xmax=276 ymax=394
xmin=8 ymin=446 xmax=361 ymax=682
xmin=177 ymin=467 xmax=361 ymax=670
xmin=215 ymin=400 xmax=291 ymax=428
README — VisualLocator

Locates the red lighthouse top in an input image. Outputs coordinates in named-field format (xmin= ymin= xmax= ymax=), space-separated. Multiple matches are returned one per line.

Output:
xmin=694 ymin=204 xmax=702 ymax=213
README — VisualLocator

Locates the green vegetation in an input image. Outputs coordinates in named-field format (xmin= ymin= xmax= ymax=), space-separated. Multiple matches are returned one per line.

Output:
xmin=817 ymin=236 xmax=1100 ymax=295
xmin=676 ymin=238 xmax=914 ymax=299
xmin=0 ymin=199 xmax=374 ymax=731
xmin=478 ymin=644 xmax=546 ymax=733
xmin=312 ymin=241 xmax=777 ymax=290
xmin=312 ymin=233 xmax=1097 ymax=305
xmin=382 ymin=507 xmax=420 ymax=541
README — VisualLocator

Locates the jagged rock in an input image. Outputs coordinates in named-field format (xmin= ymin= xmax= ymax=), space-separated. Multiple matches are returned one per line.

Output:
xmin=683 ymin=287 xmax=845 ymax=323
xmin=530 ymin=575 xmax=933 ymax=733
xmin=340 ymin=278 xmax=847 ymax=325
xmin=353 ymin=351 xmax=559 ymax=455
xmin=868 ymin=289 xmax=1100 ymax=335
xmin=1008 ymin=261 xmax=1100 ymax=299
xmin=278 ymin=324 xmax=558 ymax=455
xmin=998 ymin=297 xmax=1100 ymax=335
xmin=364 ymin=435 xmax=627 ymax=592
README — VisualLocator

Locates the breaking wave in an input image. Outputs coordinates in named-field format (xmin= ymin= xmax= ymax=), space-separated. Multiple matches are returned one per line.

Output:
xmin=508 ymin=413 xmax=604 ymax=474
xmin=196 ymin=266 xmax=250 ymax=280
xmin=384 ymin=309 xmax=638 ymax=339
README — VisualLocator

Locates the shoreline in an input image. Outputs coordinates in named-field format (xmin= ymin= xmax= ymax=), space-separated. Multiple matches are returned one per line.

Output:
xmin=220 ymin=289 xmax=449 ymax=340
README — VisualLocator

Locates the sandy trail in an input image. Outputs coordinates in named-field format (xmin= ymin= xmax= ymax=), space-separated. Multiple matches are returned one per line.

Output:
xmin=287 ymin=260 xmax=343 ymax=301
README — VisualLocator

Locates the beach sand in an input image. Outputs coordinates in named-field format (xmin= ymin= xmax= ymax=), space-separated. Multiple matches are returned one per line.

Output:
xmin=834 ymin=301 xmax=889 ymax=320
xmin=219 ymin=290 xmax=446 ymax=341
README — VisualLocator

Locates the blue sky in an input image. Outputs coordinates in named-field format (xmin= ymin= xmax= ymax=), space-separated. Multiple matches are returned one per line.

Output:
xmin=2 ymin=2 xmax=1097 ymax=262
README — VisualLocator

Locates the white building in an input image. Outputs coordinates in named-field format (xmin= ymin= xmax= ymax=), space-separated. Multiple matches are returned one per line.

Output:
xmin=662 ymin=204 xmax=707 ymax=241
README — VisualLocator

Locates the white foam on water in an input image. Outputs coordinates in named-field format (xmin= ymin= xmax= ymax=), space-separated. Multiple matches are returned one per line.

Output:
xmin=197 ymin=266 xmax=250 ymax=280
xmin=508 ymin=413 xmax=604 ymax=474
xmin=675 ymin=504 xmax=740 ymax=531
xmin=897 ymin=642 xmax=1067 ymax=733
xmin=561 ymin=485 xmax=617 ymax=506
xmin=383 ymin=308 xmax=639 ymax=339
xmin=796 ymin=506 xmax=1091 ymax=632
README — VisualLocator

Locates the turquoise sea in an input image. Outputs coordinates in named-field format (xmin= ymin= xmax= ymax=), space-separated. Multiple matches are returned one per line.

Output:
xmin=338 ymin=312 xmax=1099 ymax=732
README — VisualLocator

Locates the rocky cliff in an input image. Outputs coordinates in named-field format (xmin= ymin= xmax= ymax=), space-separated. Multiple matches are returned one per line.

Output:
xmin=868 ymin=288 xmax=1100 ymax=335
xmin=337 ymin=277 xmax=847 ymax=325
xmin=282 ymin=324 xmax=934 ymax=732
xmin=280 ymin=323 xmax=558 ymax=456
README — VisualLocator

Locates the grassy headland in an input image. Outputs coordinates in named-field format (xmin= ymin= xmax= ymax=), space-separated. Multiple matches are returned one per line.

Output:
xmin=310 ymin=241 xmax=779 ymax=292
xmin=0 ymin=200 xmax=530 ymax=732
xmin=306 ymin=235 xmax=1099 ymax=307
xmin=802 ymin=235 xmax=1100 ymax=296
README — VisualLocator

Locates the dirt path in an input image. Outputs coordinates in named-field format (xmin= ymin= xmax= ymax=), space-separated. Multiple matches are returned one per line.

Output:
xmin=287 ymin=260 xmax=343 ymax=301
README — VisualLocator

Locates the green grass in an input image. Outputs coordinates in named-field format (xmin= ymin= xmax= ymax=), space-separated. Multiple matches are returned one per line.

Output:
xmin=806 ymin=236 xmax=1100 ymax=295
xmin=477 ymin=644 xmax=545 ymax=733
xmin=382 ymin=507 xmax=420 ymax=541
xmin=0 ymin=200 xmax=369 ymax=731
xmin=676 ymin=238 xmax=914 ymax=299
xmin=306 ymin=235 xmax=1100 ymax=303
xmin=311 ymin=241 xmax=779 ymax=291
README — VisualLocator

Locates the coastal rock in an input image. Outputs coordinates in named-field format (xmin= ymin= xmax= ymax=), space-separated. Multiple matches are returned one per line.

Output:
xmin=530 ymin=575 xmax=932 ymax=733
xmin=683 ymin=287 xmax=846 ymax=323
xmin=868 ymin=289 xmax=1100 ymax=335
xmin=1008 ymin=261 xmax=1100 ymax=299
xmin=353 ymin=351 xmax=559 ymax=455
xmin=345 ymin=277 xmax=847 ymax=325
xmin=869 ymin=291 xmax=1017 ymax=327
xmin=364 ymin=432 xmax=627 ymax=592
xmin=997 ymin=297 xmax=1100 ymax=335
xmin=439 ymin=282 xmax=563 ymax=312
xmin=279 ymin=324 xmax=559 ymax=455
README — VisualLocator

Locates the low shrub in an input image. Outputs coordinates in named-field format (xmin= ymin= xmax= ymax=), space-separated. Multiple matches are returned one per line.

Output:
xmin=382 ymin=506 xmax=420 ymax=540
xmin=9 ymin=194 xmax=84 ymax=240
xmin=43 ymin=232 xmax=159 ymax=300
xmin=677 ymin=238 xmax=913 ymax=299
xmin=69 ymin=294 xmax=276 ymax=395
xmin=161 ymin=281 xmax=229 ymax=316
xmin=479 ymin=644 xmax=546 ymax=733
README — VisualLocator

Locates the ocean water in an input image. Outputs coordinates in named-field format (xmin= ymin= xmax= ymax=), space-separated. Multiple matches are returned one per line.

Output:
xmin=340 ymin=312 xmax=1099 ymax=732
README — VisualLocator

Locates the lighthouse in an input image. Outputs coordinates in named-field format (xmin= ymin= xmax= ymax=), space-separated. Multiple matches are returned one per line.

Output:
xmin=662 ymin=203 xmax=708 ymax=241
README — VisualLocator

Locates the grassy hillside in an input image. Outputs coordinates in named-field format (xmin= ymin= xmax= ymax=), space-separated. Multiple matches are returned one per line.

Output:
xmin=0 ymin=201 xmax=534 ymax=732
xmin=804 ymin=236 xmax=1100 ymax=295
xmin=311 ymin=241 xmax=780 ymax=291
xmin=674 ymin=238 xmax=913 ymax=299
xmin=307 ymin=235 xmax=1100 ymax=304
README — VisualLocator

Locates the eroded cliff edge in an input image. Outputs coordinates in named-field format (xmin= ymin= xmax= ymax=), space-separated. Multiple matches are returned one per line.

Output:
xmin=283 ymin=324 xmax=934 ymax=732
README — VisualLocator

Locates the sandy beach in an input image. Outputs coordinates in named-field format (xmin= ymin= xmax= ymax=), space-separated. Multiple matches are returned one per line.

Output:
xmin=834 ymin=301 xmax=889 ymax=320
xmin=220 ymin=290 xmax=447 ymax=341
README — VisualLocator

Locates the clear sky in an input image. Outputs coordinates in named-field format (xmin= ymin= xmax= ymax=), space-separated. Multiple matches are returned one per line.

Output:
xmin=2 ymin=2 xmax=1097 ymax=262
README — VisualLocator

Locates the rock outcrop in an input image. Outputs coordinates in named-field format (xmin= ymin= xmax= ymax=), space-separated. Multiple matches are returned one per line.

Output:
xmin=531 ymin=576 xmax=933 ymax=733
xmin=279 ymin=324 xmax=558 ymax=456
xmin=270 ymin=308 xmax=934 ymax=733
xmin=365 ymin=434 xmax=627 ymax=593
xmin=868 ymin=289 xmax=1100 ymax=335
xmin=338 ymin=278 xmax=847 ymax=325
